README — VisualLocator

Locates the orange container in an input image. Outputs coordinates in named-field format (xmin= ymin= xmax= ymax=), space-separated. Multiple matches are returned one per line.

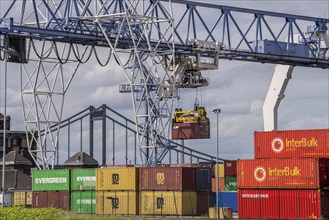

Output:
xmin=254 ymin=129 xmax=329 ymax=159
xmin=211 ymin=177 xmax=225 ymax=192
xmin=238 ymin=158 xmax=329 ymax=188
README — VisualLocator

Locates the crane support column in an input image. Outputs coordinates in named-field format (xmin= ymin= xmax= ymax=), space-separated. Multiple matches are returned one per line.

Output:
xmin=263 ymin=65 xmax=294 ymax=131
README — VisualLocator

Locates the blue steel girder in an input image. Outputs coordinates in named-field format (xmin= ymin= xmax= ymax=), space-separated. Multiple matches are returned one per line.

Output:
xmin=0 ymin=0 xmax=328 ymax=68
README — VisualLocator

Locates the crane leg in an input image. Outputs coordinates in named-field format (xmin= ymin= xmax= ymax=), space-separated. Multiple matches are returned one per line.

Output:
xmin=263 ymin=65 xmax=294 ymax=131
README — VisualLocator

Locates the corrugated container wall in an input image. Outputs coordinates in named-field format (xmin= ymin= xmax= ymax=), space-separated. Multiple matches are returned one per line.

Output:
xmin=32 ymin=191 xmax=70 ymax=211
xmin=238 ymin=189 xmax=329 ymax=219
xmin=96 ymin=167 xmax=139 ymax=191
xmin=225 ymin=176 xmax=237 ymax=191
xmin=197 ymin=167 xmax=212 ymax=191
xmin=71 ymin=168 xmax=96 ymax=191
xmin=254 ymin=129 xmax=329 ymax=159
xmin=197 ymin=192 xmax=212 ymax=216
xmin=238 ymin=158 xmax=329 ymax=188
xmin=212 ymin=192 xmax=238 ymax=212
xmin=32 ymin=169 xmax=70 ymax=191
xmin=13 ymin=192 xmax=32 ymax=206
xmin=139 ymin=167 xmax=197 ymax=191
xmin=140 ymin=191 xmax=197 ymax=216
xmin=211 ymin=177 xmax=225 ymax=192
xmin=224 ymin=160 xmax=237 ymax=176
xmin=172 ymin=121 xmax=210 ymax=139
xmin=96 ymin=191 xmax=139 ymax=215
xmin=211 ymin=164 xmax=224 ymax=178
xmin=71 ymin=191 xmax=96 ymax=214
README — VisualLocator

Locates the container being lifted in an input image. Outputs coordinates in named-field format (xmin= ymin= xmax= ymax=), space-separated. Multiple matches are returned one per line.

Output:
xmin=172 ymin=105 xmax=210 ymax=139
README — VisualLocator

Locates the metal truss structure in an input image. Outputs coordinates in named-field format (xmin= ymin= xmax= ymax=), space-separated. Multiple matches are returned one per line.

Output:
xmin=0 ymin=0 xmax=328 ymax=169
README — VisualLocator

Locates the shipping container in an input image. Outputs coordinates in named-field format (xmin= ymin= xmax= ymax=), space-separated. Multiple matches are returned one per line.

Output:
xmin=71 ymin=191 xmax=96 ymax=214
xmin=238 ymin=189 xmax=329 ymax=219
xmin=197 ymin=192 xmax=212 ymax=216
xmin=32 ymin=169 xmax=70 ymax=191
xmin=172 ymin=121 xmax=210 ymax=139
xmin=96 ymin=167 xmax=139 ymax=191
xmin=211 ymin=177 xmax=225 ymax=192
xmin=71 ymin=168 xmax=96 ymax=191
xmin=140 ymin=191 xmax=197 ymax=216
xmin=32 ymin=191 xmax=70 ymax=211
xmin=238 ymin=158 xmax=329 ymax=188
xmin=197 ymin=167 xmax=212 ymax=191
xmin=96 ymin=191 xmax=138 ymax=215
xmin=224 ymin=160 xmax=237 ymax=176
xmin=212 ymin=192 xmax=238 ymax=212
xmin=139 ymin=167 xmax=197 ymax=191
xmin=211 ymin=163 xmax=224 ymax=178
xmin=13 ymin=192 xmax=32 ymax=206
xmin=254 ymin=129 xmax=329 ymax=159
xmin=225 ymin=176 xmax=237 ymax=191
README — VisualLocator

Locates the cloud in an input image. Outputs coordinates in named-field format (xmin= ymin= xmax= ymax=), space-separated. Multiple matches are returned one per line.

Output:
xmin=0 ymin=0 xmax=328 ymax=165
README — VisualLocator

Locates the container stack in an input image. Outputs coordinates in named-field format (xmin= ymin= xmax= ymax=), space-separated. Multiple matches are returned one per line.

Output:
xmin=13 ymin=192 xmax=32 ymax=207
xmin=70 ymin=168 xmax=96 ymax=214
xmin=32 ymin=169 xmax=70 ymax=211
xmin=238 ymin=129 xmax=329 ymax=219
xmin=211 ymin=161 xmax=238 ymax=213
xmin=196 ymin=166 xmax=213 ymax=216
xmin=96 ymin=167 xmax=139 ymax=215
xmin=139 ymin=166 xmax=211 ymax=216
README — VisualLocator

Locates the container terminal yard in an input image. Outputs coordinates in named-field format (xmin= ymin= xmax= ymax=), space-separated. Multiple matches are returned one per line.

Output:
xmin=0 ymin=0 xmax=328 ymax=219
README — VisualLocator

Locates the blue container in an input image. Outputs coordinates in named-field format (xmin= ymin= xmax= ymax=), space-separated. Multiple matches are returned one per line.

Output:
xmin=197 ymin=167 xmax=211 ymax=191
xmin=212 ymin=192 xmax=237 ymax=212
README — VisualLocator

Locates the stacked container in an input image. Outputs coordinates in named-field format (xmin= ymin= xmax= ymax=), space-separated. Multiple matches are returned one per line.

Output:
xmin=32 ymin=169 xmax=70 ymax=211
xmin=70 ymin=168 xmax=96 ymax=214
xmin=211 ymin=161 xmax=238 ymax=212
xmin=96 ymin=167 xmax=139 ymax=215
xmin=13 ymin=192 xmax=32 ymax=206
xmin=238 ymin=129 xmax=329 ymax=219
xmin=139 ymin=166 xmax=211 ymax=216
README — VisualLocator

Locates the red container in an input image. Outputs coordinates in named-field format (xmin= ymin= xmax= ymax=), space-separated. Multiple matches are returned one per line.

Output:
xmin=32 ymin=191 xmax=70 ymax=211
xmin=238 ymin=158 xmax=329 ymax=188
xmin=197 ymin=192 xmax=212 ymax=216
xmin=254 ymin=129 xmax=329 ymax=159
xmin=238 ymin=189 xmax=329 ymax=219
xmin=139 ymin=167 xmax=197 ymax=191
xmin=172 ymin=121 xmax=210 ymax=139
xmin=224 ymin=160 xmax=237 ymax=176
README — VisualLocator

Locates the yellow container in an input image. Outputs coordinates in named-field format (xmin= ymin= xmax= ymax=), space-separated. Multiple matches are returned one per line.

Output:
xmin=96 ymin=167 xmax=139 ymax=191
xmin=140 ymin=191 xmax=197 ymax=216
xmin=96 ymin=191 xmax=138 ymax=215
xmin=13 ymin=192 xmax=32 ymax=206
xmin=211 ymin=164 xmax=224 ymax=178
xmin=209 ymin=207 xmax=233 ymax=219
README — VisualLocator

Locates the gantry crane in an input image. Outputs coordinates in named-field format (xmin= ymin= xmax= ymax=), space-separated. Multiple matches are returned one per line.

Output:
xmin=0 ymin=0 xmax=328 ymax=169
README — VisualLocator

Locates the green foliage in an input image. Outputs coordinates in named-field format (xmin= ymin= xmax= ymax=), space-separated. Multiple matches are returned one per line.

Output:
xmin=0 ymin=206 xmax=64 ymax=220
xmin=0 ymin=207 xmax=137 ymax=220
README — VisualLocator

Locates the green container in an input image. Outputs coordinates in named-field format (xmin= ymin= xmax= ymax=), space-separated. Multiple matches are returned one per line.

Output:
xmin=71 ymin=169 xmax=96 ymax=191
xmin=225 ymin=176 xmax=237 ymax=191
xmin=71 ymin=191 xmax=96 ymax=214
xmin=32 ymin=169 xmax=70 ymax=191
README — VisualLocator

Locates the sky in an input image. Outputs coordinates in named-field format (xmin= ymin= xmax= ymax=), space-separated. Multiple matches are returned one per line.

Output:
xmin=0 ymin=0 xmax=328 ymax=165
